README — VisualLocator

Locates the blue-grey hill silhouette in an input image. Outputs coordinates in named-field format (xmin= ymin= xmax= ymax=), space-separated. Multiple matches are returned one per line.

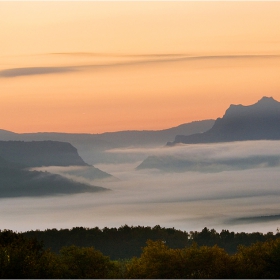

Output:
xmin=168 ymin=97 xmax=280 ymax=145
xmin=0 ymin=140 xmax=88 ymax=167
xmin=0 ymin=156 xmax=107 ymax=198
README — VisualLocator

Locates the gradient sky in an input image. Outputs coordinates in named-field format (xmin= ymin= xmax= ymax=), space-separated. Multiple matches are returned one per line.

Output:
xmin=1 ymin=1 xmax=280 ymax=133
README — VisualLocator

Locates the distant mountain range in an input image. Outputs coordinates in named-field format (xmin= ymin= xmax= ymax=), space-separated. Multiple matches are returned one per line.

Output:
xmin=0 ymin=120 xmax=215 ymax=164
xmin=168 ymin=97 xmax=280 ymax=145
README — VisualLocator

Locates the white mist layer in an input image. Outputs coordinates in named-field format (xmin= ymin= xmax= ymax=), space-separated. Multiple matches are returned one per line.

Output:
xmin=1 ymin=140 xmax=280 ymax=233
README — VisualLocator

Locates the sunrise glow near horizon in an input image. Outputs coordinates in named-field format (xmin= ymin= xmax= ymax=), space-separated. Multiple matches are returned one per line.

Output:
xmin=1 ymin=2 xmax=280 ymax=133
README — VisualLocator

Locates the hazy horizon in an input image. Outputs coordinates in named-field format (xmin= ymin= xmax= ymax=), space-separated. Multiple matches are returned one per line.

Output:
xmin=1 ymin=118 xmax=215 ymax=135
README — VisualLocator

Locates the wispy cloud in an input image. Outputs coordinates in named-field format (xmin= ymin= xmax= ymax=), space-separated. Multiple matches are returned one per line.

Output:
xmin=49 ymin=52 xmax=188 ymax=58
xmin=1 ymin=54 xmax=279 ymax=78
xmin=0 ymin=66 xmax=75 ymax=78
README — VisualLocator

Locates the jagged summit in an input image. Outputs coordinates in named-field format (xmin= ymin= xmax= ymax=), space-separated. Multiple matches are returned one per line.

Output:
xmin=223 ymin=96 xmax=280 ymax=118
xmin=261 ymin=96 xmax=275 ymax=100
xmin=169 ymin=96 xmax=280 ymax=145
xmin=254 ymin=96 xmax=280 ymax=111
xmin=227 ymin=96 xmax=278 ymax=110
xmin=257 ymin=96 xmax=277 ymax=103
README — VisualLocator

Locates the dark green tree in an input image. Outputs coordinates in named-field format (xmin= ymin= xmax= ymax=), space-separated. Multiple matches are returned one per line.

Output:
xmin=59 ymin=245 xmax=119 ymax=278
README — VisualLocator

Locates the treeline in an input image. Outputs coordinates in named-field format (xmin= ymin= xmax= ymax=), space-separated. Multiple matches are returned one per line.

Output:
xmin=23 ymin=225 xmax=280 ymax=259
xmin=1 ymin=228 xmax=280 ymax=278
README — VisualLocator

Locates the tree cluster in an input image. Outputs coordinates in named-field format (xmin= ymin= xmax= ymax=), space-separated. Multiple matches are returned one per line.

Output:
xmin=125 ymin=238 xmax=280 ymax=278
xmin=0 ymin=230 xmax=118 ymax=279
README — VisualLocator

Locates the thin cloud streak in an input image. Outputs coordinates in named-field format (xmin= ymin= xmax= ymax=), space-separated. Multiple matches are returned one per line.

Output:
xmin=49 ymin=52 xmax=188 ymax=58
xmin=1 ymin=54 xmax=280 ymax=78
xmin=0 ymin=66 xmax=75 ymax=78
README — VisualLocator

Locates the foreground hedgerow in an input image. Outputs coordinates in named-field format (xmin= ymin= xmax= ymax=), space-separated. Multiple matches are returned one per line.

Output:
xmin=1 ymin=229 xmax=280 ymax=278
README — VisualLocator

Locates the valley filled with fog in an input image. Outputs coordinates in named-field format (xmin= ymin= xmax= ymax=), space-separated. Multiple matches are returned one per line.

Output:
xmin=1 ymin=140 xmax=280 ymax=234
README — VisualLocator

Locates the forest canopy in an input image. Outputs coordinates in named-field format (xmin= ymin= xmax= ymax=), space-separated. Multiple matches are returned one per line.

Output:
xmin=1 ymin=226 xmax=280 ymax=278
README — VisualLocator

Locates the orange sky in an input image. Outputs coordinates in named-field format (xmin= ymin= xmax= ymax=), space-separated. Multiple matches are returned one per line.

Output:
xmin=1 ymin=2 xmax=280 ymax=133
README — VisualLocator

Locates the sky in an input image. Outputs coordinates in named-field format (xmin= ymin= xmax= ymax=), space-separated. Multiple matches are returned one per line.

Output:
xmin=1 ymin=1 xmax=280 ymax=133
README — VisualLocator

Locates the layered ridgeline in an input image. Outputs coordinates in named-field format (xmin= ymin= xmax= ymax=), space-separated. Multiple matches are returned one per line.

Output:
xmin=0 ymin=141 xmax=112 ymax=197
xmin=168 ymin=97 xmax=280 ymax=145
xmin=0 ymin=120 xmax=214 ymax=164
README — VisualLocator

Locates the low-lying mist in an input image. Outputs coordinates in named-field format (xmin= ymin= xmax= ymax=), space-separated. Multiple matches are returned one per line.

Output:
xmin=109 ymin=140 xmax=280 ymax=172
xmin=1 ymin=140 xmax=280 ymax=233
xmin=30 ymin=165 xmax=117 ymax=186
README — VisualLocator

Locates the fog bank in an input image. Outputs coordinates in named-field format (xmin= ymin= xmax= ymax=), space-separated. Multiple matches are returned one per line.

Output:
xmin=1 ymin=141 xmax=280 ymax=233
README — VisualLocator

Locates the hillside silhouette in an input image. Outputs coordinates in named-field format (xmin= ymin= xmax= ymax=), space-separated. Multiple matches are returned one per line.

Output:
xmin=0 ymin=140 xmax=87 ymax=167
xmin=168 ymin=97 xmax=280 ymax=145
xmin=0 ymin=156 xmax=107 ymax=198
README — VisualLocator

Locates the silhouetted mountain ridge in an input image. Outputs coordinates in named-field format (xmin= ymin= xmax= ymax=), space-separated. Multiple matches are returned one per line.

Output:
xmin=169 ymin=97 xmax=280 ymax=145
